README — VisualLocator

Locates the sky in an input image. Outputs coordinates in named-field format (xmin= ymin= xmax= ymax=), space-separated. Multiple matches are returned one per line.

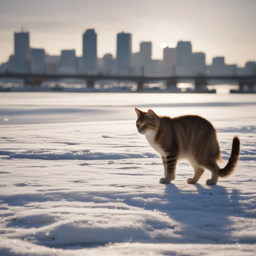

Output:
xmin=0 ymin=0 xmax=255 ymax=66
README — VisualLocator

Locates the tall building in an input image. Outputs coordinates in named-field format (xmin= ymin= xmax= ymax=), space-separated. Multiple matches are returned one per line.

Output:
xmin=132 ymin=52 xmax=142 ymax=72
xmin=103 ymin=53 xmax=114 ymax=74
xmin=82 ymin=29 xmax=97 ymax=73
xmin=192 ymin=52 xmax=206 ymax=75
xmin=31 ymin=48 xmax=45 ymax=73
xmin=45 ymin=55 xmax=60 ymax=74
xmin=57 ymin=50 xmax=77 ymax=74
xmin=244 ymin=61 xmax=256 ymax=75
xmin=140 ymin=42 xmax=152 ymax=66
xmin=226 ymin=64 xmax=237 ymax=75
xmin=116 ymin=32 xmax=132 ymax=75
xmin=237 ymin=61 xmax=256 ymax=76
xmin=10 ymin=31 xmax=32 ymax=73
xmin=176 ymin=41 xmax=192 ymax=75
xmin=0 ymin=62 xmax=9 ymax=73
xmin=15 ymin=32 xmax=30 ymax=62
xmin=210 ymin=57 xmax=226 ymax=75
xmin=163 ymin=47 xmax=176 ymax=75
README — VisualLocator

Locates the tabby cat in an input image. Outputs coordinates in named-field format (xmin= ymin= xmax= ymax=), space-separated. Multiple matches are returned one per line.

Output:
xmin=135 ymin=108 xmax=240 ymax=185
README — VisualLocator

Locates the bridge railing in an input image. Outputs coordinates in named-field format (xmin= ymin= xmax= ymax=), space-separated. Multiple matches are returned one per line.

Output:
xmin=0 ymin=73 xmax=255 ymax=92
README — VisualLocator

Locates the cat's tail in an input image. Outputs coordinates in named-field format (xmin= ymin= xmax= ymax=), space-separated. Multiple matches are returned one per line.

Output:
xmin=218 ymin=136 xmax=240 ymax=178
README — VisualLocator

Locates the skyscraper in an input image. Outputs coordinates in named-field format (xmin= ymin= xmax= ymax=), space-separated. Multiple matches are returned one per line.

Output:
xmin=116 ymin=32 xmax=132 ymax=75
xmin=10 ymin=31 xmax=31 ymax=73
xmin=140 ymin=42 xmax=152 ymax=66
xmin=244 ymin=61 xmax=256 ymax=75
xmin=210 ymin=56 xmax=237 ymax=76
xmin=163 ymin=47 xmax=176 ymax=75
xmin=58 ymin=50 xmax=77 ymax=74
xmin=103 ymin=53 xmax=114 ymax=74
xmin=192 ymin=52 xmax=206 ymax=75
xmin=210 ymin=57 xmax=226 ymax=75
xmin=82 ymin=29 xmax=97 ymax=73
xmin=132 ymin=52 xmax=142 ymax=71
xmin=31 ymin=48 xmax=45 ymax=74
xmin=176 ymin=41 xmax=192 ymax=75
xmin=44 ymin=55 xmax=60 ymax=74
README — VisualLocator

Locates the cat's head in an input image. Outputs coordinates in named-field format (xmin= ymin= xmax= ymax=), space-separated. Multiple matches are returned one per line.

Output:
xmin=135 ymin=108 xmax=158 ymax=135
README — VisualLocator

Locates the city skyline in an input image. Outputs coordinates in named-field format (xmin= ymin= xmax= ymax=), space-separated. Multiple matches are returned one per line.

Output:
xmin=1 ymin=29 xmax=255 ymax=77
xmin=0 ymin=0 xmax=256 ymax=66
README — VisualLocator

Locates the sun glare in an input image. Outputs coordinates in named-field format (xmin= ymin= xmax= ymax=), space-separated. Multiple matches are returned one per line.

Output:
xmin=160 ymin=43 xmax=167 ymax=48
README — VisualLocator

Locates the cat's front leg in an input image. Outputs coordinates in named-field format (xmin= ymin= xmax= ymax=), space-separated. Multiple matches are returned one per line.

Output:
xmin=159 ymin=154 xmax=177 ymax=184
xmin=161 ymin=156 xmax=167 ymax=176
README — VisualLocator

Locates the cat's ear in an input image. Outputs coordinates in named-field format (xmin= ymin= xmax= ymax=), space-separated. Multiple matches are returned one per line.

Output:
xmin=147 ymin=109 xmax=156 ymax=119
xmin=135 ymin=108 xmax=142 ymax=117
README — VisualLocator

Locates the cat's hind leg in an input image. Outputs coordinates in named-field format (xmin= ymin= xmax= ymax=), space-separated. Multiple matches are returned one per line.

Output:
xmin=187 ymin=160 xmax=204 ymax=184
xmin=205 ymin=162 xmax=219 ymax=185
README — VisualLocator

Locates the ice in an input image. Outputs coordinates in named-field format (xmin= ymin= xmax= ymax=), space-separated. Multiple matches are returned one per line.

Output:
xmin=0 ymin=93 xmax=256 ymax=255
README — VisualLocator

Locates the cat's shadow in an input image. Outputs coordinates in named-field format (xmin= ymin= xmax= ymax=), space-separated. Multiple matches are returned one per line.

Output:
xmin=160 ymin=182 xmax=243 ymax=242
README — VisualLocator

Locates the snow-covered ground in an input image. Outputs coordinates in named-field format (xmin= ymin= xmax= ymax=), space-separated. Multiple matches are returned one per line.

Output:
xmin=0 ymin=93 xmax=256 ymax=255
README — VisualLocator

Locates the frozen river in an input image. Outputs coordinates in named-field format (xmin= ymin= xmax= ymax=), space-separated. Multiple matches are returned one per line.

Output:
xmin=1 ymin=92 xmax=256 ymax=126
xmin=0 ymin=92 xmax=256 ymax=255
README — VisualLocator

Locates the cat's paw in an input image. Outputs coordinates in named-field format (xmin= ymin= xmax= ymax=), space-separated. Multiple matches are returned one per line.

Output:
xmin=159 ymin=177 xmax=171 ymax=184
xmin=186 ymin=177 xmax=197 ymax=184
xmin=206 ymin=179 xmax=217 ymax=185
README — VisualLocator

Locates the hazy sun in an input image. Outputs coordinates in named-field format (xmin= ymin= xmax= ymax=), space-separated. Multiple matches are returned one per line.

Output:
xmin=160 ymin=43 xmax=167 ymax=49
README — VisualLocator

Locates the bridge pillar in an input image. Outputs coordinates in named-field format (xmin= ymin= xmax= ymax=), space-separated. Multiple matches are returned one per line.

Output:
xmin=24 ymin=80 xmax=31 ymax=86
xmin=248 ymin=83 xmax=255 ymax=92
xmin=24 ymin=78 xmax=42 ymax=87
xmin=238 ymin=82 xmax=244 ymax=92
xmin=238 ymin=82 xmax=256 ymax=92
xmin=137 ymin=81 xmax=144 ymax=91
xmin=166 ymin=80 xmax=177 ymax=90
xmin=194 ymin=78 xmax=208 ymax=92
xmin=87 ymin=80 xmax=95 ymax=88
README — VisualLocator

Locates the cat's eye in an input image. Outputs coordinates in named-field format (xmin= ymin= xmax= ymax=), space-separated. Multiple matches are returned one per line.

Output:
xmin=136 ymin=124 xmax=139 ymax=128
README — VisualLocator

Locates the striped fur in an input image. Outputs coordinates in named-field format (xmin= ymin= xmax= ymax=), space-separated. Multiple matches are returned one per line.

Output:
xmin=135 ymin=108 xmax=240 ymax=185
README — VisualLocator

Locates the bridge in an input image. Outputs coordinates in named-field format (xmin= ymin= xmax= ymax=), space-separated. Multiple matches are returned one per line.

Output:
xmin=0 ymin=73 xmax=256 ymax=92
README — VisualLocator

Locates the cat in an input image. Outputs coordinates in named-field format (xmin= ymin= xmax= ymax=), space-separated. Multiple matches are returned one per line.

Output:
xmin=135 ymin=108 xmax=240 ymax=185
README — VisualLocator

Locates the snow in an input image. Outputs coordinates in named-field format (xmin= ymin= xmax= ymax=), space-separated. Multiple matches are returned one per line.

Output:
xmin=0 ymin=93 xmax=256 ymax=255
